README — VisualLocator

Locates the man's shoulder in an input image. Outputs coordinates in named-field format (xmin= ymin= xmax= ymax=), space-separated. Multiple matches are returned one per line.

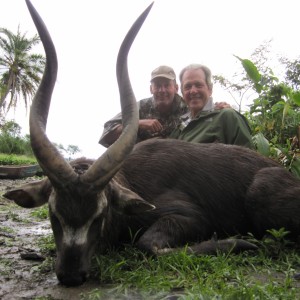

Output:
xmin=138 ymin=96 xmax=154 ymax=110
xmin=219 ymin=108 xmax=248 ymax=119
xmin=216 ymin=108 xmax=241 ymax=117
xmin=216 ymin=108 xmax=251 ymax=131
xmin=202 ymin=108 xmax=242 ymax=123
xmin=139 ymin=96 xmax=153 ymax=105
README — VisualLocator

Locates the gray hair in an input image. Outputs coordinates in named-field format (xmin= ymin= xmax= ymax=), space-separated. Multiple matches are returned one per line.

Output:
xmin=179 ymin=64 xmax=213 ymax=89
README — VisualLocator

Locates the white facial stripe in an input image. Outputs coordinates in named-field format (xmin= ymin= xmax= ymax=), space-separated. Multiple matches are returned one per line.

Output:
xmin=101 ymin=217 xmax=106 ymax=238
xmin=49 ymin=192 xmax=108 ymax=246
xmin=63 ymin=223 xmax=92 ymax=246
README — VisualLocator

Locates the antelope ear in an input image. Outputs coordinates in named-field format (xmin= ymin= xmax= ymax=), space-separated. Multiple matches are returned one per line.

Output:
xmin=109 ymin=179 xmax=155 ymax=215
xmin=3 ymin=178 xmax=52 ymax=208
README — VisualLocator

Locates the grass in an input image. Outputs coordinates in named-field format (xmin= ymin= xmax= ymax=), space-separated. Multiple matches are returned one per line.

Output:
xmin=0 ymin=153 xmax=38 ymax=165
xmin=37 ymin=234 xmax=56 ymax=255
xmin=0 ymin=225 xmax=14 ymax=235
xmin=31 ymin=205 xmax=49 ymax=220
xmin=82 ymin=232 xmax=300 ymax=300
xmin=1 ymin=191 xmax=299 ymax=299
xmin=86 ymin=249 xmax=300 ymax=299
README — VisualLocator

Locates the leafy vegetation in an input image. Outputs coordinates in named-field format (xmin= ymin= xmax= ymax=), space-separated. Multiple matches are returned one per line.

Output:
xmin=0 ymin=119 xmax=81 ymax=164
xmin=0 ymin=119 xmax=37 ymax=165
xmin=239 ymin=56 xmax=300 ymax=177
xmin=0 ymin=153 xmax=37 ymax=165
xmin=214 ymin=41 xmax=300 ymax=177
xmin=0 ymin=26 xmax=45 ymax=114
xmin=31 ymin=205 xmax=49 ymax=220
xmin=0 ymin=120 xmax=33 ymax=156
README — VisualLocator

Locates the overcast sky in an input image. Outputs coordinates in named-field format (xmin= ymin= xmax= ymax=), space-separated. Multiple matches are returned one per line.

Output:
xmin=2 ymin=0 xmax=300 ymax=158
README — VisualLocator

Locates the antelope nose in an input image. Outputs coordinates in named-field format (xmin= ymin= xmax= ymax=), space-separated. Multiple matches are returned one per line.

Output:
xmin=57 ymin=271 xmax=87 ymax=287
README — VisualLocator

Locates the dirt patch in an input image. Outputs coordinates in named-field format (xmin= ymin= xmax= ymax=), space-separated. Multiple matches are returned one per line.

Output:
xmin=0 ymin=178 xmax=103 ymax=300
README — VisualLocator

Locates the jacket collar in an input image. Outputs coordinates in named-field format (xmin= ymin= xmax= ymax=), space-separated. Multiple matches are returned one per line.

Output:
xmin=181 ymin=97 xmax=214 ymax=120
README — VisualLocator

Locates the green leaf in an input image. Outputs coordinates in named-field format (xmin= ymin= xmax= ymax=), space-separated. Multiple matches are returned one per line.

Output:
xmin=234 ymin=55 xmax=261 ymax=84
xmin=253 ymin=133 xmax=270 ymax=157
xmin=254 ymin=83 xmax=263 ymax=93
xmin=290 ymin=158 xmax=300 ymax=179
xmin=291 ymin=91 xmax=300 ymax=106
xmin=282 ymin=102 xmax=290 ymax=126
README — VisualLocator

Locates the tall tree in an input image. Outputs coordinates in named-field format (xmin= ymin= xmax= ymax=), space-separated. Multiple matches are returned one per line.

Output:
xmin=0 ymin=26 xmax=45 ymax=114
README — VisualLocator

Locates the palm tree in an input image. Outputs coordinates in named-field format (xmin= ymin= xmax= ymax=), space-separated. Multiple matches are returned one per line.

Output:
xmin=0 ymin=26 xmax=45 ymax=114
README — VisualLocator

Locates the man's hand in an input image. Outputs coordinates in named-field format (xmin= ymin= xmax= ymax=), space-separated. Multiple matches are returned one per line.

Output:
xmin=139 ymin=119 xmax=163 ymax=133
xmin=215 ymin=102 xmax=231 ymax=109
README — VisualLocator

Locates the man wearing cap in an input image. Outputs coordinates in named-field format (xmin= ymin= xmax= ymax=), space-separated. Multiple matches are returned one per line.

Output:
xmin=99 ymin=65 xmax=188 ymax=147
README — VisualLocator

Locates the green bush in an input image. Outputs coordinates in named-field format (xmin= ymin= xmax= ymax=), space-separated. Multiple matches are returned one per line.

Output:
xmin=0 ymin=120 xmax=33 ymax=156
xmin=0 ymin=153 xmax=37 ymax=165
xmin=236 ymin=57 xmax=300 ymax=177
xmin=0 ymin=120 xmax=81 ymax=160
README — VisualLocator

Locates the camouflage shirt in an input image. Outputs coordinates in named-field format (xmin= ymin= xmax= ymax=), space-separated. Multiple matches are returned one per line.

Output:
xmin=99 ymin=94 xmax=188 ymax=147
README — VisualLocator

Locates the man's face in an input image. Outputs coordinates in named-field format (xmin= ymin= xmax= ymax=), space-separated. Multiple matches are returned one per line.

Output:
xmin=181 ymin=68 xmax=212 ymax=115
xmin=150 ymin=78 xmax=178 ymax=115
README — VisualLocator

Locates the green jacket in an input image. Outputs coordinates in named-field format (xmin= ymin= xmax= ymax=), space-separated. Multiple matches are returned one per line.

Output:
xmin=169 ymin=108 xmax=254 ymax=149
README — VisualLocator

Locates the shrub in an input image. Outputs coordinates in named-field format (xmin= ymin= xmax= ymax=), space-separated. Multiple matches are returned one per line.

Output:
xmin=0 ymin=153 xmax=37 ymax=165
xmin=0 ymin=120 xmax=33 ymax=156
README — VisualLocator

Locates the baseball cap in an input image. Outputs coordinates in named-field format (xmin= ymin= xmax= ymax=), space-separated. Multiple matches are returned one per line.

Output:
xmin=150 ymin=65 xmax=176 ymax=81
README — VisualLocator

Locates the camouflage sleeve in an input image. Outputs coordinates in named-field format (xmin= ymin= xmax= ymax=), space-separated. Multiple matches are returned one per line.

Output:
xmin=98 ymin=112 xmax=122 ymax=147
xmin=99 ymin=101 xmax=146 ymax=146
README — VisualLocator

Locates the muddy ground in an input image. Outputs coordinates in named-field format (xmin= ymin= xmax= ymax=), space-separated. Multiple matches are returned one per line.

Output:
xmin=0 ymin=178 xmax=118 ymax=300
